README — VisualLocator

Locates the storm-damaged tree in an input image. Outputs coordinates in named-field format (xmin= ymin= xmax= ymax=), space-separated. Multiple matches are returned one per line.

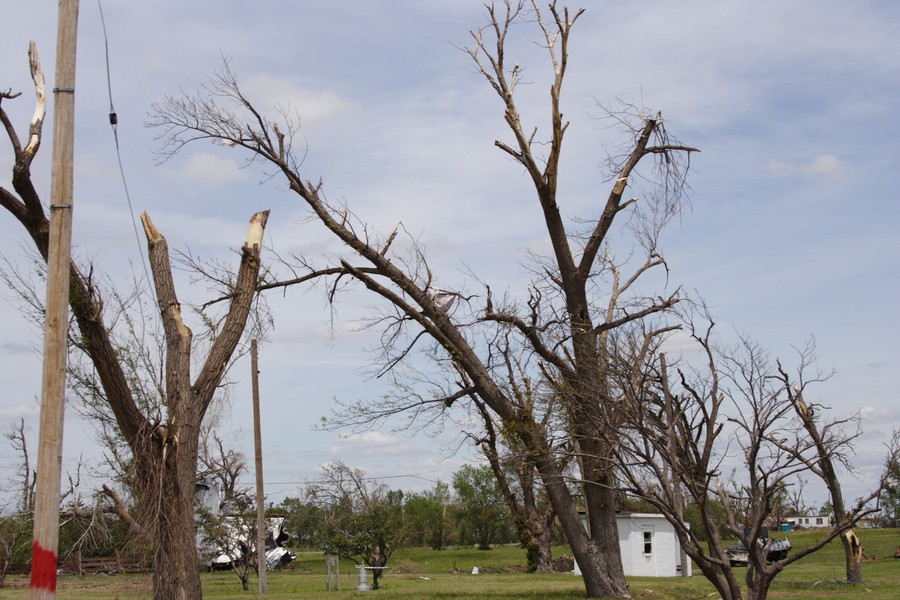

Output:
xmin=0 ymin=420 xmax=84 ymax=583
xmin=440 ymin=328 xmax=559 ymax=567
xmin=147 ymin=2 xmax=697 ymax=596
xmin=773 ymin=349 xmax=897 ymax=585
xmin=0 ymin=44 xmax=269 ymax=599
xmin=197 ymin=416 xmax=250 ymax=504
xmin=478 ymin=416 xmax=559 ymax=571
xmin=610 ymin=310 xmax=898 ymax=600
xmin=0 ymin=418 xmax=135 ymax=584
xmin=470 ymin=355 xmax=559 ymax=571
xmin=4 ymin=419 xmax=36 ymax=519
xmin=306 ymin=462 xmax=405 ymax=590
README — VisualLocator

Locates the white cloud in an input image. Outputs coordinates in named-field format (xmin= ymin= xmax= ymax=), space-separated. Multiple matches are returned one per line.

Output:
xmin=801 ymin=154 xmax=852 ymax=182
xmin=766 ymin=154 xmax=852 ymax=182
xmin=0 ymin=404 xmax=39 ymax=421
xmin=860 ymin=404 xmax=900 ymax=424
xmin=331 ymin=431 xmax=410 ymax=457
xmin=243 ymin=75 xmax=356 ymax=127
xmin=177 ymin=152 xmax=248 ymax=185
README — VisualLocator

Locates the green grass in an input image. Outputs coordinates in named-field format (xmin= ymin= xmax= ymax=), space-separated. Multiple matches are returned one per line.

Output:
xmin=1 ymin=529 xmax=898 ymax=599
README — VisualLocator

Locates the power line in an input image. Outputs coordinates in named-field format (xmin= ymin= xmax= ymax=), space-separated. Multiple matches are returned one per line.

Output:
xmin=263 ymin=467 xmax=452 ymax=488
xmin=96 ymin=0 xmax=151 ymax=287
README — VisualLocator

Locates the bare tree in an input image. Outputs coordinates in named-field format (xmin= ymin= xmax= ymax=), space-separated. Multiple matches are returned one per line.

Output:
xmin=612 ymin=310 xmax=896 ymax=600
xmin=3 ymin=419 xmax=36 ymax=514
xmin=0 ymin=419 xmax=35 ymax=587
xmin=197 ymin=424 xmax=249 ymax=504
xmin=1 ymin=43 xmax=269 ymax=599
xmin=0 ymin=420 xmax=103 ymax=585
xmin=148 ymin=2 xmax=697 ymax=596
xmin=774 ymin=344 xmax=878 ymax=584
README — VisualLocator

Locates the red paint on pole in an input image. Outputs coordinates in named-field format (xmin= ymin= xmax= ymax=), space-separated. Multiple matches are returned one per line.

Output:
xmin=30 ymin=541 xmax=57 ymax=592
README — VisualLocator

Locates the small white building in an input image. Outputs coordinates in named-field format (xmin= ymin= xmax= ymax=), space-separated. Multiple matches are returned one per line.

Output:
xmin=574 ymin=513 xmax=691 ymax=578
xmin=786 ymin=514 xmax=831 ymax=529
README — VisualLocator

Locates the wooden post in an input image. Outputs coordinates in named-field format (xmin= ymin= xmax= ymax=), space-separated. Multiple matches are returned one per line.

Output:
xmin=251 ymin=340 xmax=268 ymax=594
xmin=31 ymin=1 xmax=79 ymax=598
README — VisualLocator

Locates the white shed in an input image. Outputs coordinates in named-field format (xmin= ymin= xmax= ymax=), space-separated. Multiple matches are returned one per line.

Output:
xmin=574 ymin=513 xmax=691 ymax=578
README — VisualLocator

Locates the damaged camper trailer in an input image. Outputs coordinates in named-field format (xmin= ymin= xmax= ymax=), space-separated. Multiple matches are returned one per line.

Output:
xmin=196 ymin=478 xmax=296 ymax=571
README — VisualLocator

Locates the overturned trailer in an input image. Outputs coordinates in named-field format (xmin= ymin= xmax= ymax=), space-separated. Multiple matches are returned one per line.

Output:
xmin=205 ymin=514 xmax=296 ymax=571
xmin=195 ymin=479 xmax=296 ymax=571
xmin=726 ymin=538 xmax=792 ymax=566
xmin=725 ymin=527 xmax=792 ymax=566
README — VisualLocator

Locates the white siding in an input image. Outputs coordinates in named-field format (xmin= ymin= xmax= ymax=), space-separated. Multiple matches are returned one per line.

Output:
xmin=574 ymin=513 xmax=691 ymax=578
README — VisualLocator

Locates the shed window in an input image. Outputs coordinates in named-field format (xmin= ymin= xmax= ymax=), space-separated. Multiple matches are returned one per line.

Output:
xmin=643 ymin=530 xmax=653 ymax=555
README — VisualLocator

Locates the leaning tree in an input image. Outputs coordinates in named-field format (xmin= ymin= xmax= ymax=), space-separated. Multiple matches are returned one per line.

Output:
xmin=1 ymin=43 xmax=268 ymax=599
xmin=148 ymin=2 xmax=697 ymax=596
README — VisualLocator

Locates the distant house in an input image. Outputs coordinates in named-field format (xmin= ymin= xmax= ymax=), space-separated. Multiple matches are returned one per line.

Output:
xmin=575 ymin=513 xmax=691 ymax=578
xmin=854 ymin=515 xmax=878 ymax=529
xmin=786 ymin=513 xmax=878 ymax=529
xmin=787 ymin=514 xmax=831 ymax=529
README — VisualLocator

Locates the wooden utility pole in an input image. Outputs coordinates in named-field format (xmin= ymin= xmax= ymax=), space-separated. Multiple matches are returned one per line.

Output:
xmin=31 ymin=1 xmax=79 ymax=598
xmin=251 ymin=340 xmax=268 ymax=594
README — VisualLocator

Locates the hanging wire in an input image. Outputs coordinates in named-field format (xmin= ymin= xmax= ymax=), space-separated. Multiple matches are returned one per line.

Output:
xmin=97 ymin=0 xmax=152 ymax=286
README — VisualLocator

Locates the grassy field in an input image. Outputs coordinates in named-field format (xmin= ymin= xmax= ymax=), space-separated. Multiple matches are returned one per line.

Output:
xmin=1 ymin=529 xmax=897 ymax=599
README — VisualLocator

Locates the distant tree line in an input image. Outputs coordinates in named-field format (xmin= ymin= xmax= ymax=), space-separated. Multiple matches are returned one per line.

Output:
xmin=2 ymin=407 xmax=899 ymax=592
xmin=270 ymin=461 xmax=538 ymax=589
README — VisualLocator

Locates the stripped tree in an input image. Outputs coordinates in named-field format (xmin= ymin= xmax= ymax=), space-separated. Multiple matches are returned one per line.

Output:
xmin=1 ymin=43 xmax=269 ymax=599
xmin=148 ymin=2 xmax=697 ymax=596
xmin=775 ymin=347 xmax=881 ymax=585
xmin=611 ymin=309 xmax=897 ymax=600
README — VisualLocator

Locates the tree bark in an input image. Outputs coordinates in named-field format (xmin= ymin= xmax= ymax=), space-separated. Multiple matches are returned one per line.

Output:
xmin=139 ymin=211 xmax=267 ymax=599
xmin=150 ymin=446 xmax=203 ymax=600
xmin=841 ymin=529 xmax=863 ymax=584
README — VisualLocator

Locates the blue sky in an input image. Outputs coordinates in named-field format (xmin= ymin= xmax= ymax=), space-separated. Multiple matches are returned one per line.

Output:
xmin=1 ymin=0 xmax=898 ymax=509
